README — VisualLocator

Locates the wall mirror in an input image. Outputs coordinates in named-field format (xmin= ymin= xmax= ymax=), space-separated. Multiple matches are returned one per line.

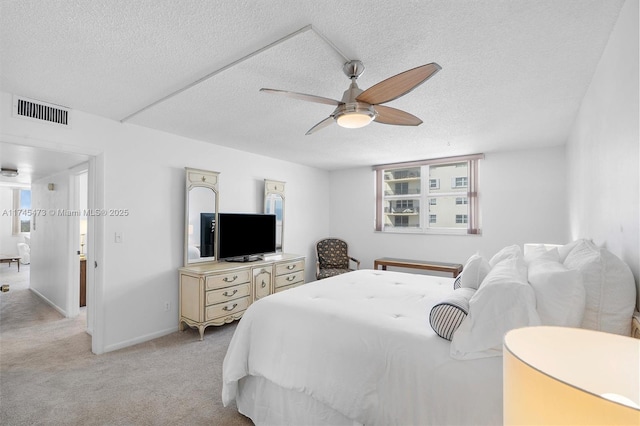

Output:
xmin=264 ymin=179 xmax=285 ymax=252
xmin=185 ymin=168 xmax=219 ymax=266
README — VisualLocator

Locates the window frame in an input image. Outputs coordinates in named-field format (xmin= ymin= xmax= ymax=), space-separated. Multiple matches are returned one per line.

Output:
xmin=12 ymin=188 xmax=32 ymax=235
xmin=374 ymin=154 xmax=483 ymax=235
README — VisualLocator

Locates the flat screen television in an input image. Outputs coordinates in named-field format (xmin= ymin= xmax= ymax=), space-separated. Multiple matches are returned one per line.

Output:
xmin=218 ymin=213 xmax=276 ymax=262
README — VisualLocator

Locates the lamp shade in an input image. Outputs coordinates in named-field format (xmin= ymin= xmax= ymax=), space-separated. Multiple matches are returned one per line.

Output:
xmin=504 ymin=326 xmax=640 ymax=425
xmin=336 ymin=112 xmax=374 ymax=129
xmin=79 ymin=219 xmax=88 ymax=235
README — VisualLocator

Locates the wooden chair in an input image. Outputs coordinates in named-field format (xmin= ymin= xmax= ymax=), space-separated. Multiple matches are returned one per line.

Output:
xmin=315 ymin=238 xmax=360 ymax=280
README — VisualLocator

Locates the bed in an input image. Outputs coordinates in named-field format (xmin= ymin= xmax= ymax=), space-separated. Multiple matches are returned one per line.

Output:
xmin=222 ymin=239 xmax=637 ymax=425
xmin=222 ymin=269 xmax=503 ymax=425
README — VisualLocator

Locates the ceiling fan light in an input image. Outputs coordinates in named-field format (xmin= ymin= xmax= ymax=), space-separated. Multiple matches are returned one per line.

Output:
xmin=336 ymin=111 xmax=374 ymax=129
xmin=0 ymin=168 xmax=19 ymax=177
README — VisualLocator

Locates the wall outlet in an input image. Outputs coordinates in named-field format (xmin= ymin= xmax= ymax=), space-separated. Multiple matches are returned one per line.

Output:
xmin=164 ymin=301 xmax=170 ymax=312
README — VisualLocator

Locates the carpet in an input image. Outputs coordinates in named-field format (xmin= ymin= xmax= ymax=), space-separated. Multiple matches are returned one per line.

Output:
xmin=0 ymin=264 xmax=253 ymax=426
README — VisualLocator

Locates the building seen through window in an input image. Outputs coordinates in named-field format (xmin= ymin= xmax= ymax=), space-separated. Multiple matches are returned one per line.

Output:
xmin=374 ymin=154 xmax=482 ymax=234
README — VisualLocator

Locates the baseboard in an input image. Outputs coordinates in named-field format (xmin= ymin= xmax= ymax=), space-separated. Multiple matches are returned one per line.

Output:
xmin=103 ymin=326 xmax=178 ymax=353
xmin=29 ymin=287 xmax=68 ymax=317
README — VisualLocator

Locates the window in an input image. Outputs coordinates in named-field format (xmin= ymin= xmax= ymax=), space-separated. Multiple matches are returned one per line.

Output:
xmin=394 ymin=216 xmax=409 ymax=227
xmin=374 ymin=154 xmax=483 ymax=234
xmin=453 ymin=177 xmax=467 ymax=188
xmin=394 ymin=182 xmax=409 ymax=195
xmin=12 ymin=188 xmax=31 ymax=234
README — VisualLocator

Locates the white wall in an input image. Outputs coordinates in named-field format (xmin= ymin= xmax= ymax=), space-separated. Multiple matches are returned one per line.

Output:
xmin=1 ymin=91 xmax=331 ymax=353
xmin=0 ymin=187 xmax=21 ymax=255
xmin=329 ymin=146 xmax=569 ymax=270
xmin=29 ymin=172 xmax=73 ymax=315
xmin=566 ymin=0 xmax=639 ymax=308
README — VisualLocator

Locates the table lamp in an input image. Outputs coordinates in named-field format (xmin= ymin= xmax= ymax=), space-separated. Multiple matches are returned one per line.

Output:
xmin=504 ymin=326 xmax=640 ymax=425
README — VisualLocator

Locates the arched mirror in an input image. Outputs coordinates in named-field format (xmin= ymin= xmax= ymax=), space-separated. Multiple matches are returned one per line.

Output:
xmin=264 ymin=179 xmax=285 ymax=252
xmin=185 ymin=168 xmax=219 ymax=266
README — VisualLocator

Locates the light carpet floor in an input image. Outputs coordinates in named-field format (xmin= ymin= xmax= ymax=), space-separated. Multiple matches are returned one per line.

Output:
xmin=0 ymin=264 xmax=253 ymax=425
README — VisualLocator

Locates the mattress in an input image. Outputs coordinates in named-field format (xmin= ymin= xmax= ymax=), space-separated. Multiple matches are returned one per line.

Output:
xmin=222 ymin=269 xmax=503 ymax=425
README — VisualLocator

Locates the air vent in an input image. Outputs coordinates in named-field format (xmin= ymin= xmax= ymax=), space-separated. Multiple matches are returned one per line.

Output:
xmin=12 ymin=95 xmax=71 ymax=127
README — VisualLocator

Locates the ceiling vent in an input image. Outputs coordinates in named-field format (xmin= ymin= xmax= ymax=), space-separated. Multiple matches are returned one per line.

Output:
xmin=12 ymin=95 xmax=71 ymax=127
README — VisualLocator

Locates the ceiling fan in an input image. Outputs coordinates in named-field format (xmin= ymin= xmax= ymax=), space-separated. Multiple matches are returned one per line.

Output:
xmin=260 ymin=60 xmax=441 ymax=135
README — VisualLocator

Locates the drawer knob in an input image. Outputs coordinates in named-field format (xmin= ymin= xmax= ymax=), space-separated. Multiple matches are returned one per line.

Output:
xmin=223 ymin=289 xmax=238 ymax=297
xmin=287 ymin=264 xmax=295 ymax=270
xmin=223 ymin=275 xmax=238 ymax=283
xmin=286 ymin=275 xmax=296 ymax=282
xmin=222 ymin=303 xmax=238 ymax=312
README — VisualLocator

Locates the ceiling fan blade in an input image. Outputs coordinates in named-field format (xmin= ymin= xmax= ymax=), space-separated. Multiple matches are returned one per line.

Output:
xmin=373 ymin=105 xmax=423 ymax=126
xmin=356 ymin=63 xmax=441 ymax=105
xmin=260 ymin=88 xmax=342 ymax=106
xmin=305 ymin=117 xmax=335 ymax=135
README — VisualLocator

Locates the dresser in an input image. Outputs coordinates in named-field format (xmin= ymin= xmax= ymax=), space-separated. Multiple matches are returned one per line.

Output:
xmin=179 ymin=253 xmax=305 ymax=340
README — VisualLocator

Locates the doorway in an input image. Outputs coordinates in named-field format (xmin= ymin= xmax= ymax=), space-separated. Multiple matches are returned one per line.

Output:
xmin=0 ymin=141 xmax=104 ymax=354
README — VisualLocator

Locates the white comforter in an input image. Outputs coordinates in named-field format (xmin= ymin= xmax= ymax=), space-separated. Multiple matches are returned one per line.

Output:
xmin=222 ymin=270 xmax=503 ymax=425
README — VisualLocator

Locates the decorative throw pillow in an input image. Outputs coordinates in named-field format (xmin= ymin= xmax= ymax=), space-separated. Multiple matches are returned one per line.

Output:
xmin=456 ymin=254 xmax=491 ymax=290
xmin=453 ymin=274 xmax=462 ymax=289
xmin=489 ymin=245 xmax=523 ymax=267
xmin=563 ymin=239 xmax=636 ymax=336
xmin=429 ymin=288 xmax=475 ymax=340
xmin=450 ymin=257 xmax=540 ymax=360
xmin=527 ymin=258 xmax=585 ymax=327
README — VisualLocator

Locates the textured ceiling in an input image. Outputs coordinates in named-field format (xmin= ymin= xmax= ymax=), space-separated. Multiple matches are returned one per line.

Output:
xmin=0 ymin=0 xmax=626 ymax=172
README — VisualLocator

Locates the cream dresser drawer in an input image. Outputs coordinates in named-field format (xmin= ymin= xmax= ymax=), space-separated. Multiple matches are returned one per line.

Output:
xmin=274 ymin=281 xmax=303 ymax=293
xmin=206 ymin=296 xmax=250 ymax=321
xmin=275 ymin=260 xmax=304 ymax=276
xmin=205 ymin=269 xmax=250 ymax=290
xmin=206 ymin=283 xmax=250 ymax=305
xmin=275 ymin=271 xmax=304 ymax=289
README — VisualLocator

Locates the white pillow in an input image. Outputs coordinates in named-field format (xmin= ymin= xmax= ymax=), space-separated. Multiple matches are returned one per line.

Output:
xmin=563 ymin=240 xmax=636 ymax=336
xmin=524 ymin=245 xmax=560 ymax=264
xmin=458 ymin=254 xmax=491 ymax=290
xmin=489 ymin=245 xmax=522 ymax=267
xmin=450 ymin=257 xmax=540 ymax=360
xmin=557 ymin=239 xmax=585 ymax=262
xmin=528 ymin=258 xmax=585 ymax=327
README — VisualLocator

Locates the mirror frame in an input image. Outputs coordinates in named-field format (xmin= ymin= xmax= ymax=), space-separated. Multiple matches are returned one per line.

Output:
xmin=184 ymin=167 xmax=220 ymax=266
xmin=264 ymin=179 xmax=285 ymax=253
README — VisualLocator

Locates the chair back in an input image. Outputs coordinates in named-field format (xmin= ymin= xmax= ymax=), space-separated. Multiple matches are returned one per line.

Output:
xmin=316 ymin=238 xmax=349 ymax=269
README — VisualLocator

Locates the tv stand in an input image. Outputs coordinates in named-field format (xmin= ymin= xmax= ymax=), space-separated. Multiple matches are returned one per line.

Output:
xmin=179 ymin=253 xmax=305 ymax=340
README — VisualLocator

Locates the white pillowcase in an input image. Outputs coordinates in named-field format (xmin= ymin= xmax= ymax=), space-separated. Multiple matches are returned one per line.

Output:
xmin=489 ymin=244 xmax=522 ymax=267
xmin=524 ymin=245 xmax=560 ymax=265
xmin=458 ymin=254 xmax=491 ymax=290
xmin=527 ymin=258 xmax=585 ymax=327
xmin=557 ymin=239 xmax=584 ymax=262
xmin=450 ymin=257 xmax=540 ymax=360
xmin=563 ymin=239 xmax=636 ymax=336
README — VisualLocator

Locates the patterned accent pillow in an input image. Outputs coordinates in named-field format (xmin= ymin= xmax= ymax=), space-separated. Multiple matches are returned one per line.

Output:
xmin=429 ymin=288 xmax=475 ymax=340
xmin=453 ymin=274 xmax=462 ymax=289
